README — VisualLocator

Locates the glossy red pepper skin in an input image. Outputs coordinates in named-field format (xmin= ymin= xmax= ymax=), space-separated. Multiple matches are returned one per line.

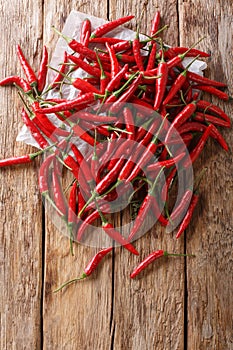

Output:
xmin=187 ymin=71 xmax=226 ymax=87
xmin=194 ymin=84 xmax=231 ymax=101
xmin=16 ymin=44 xmax=37 ymax=86
xmin=84 ymin=247 xmax=113 ymax=275
xmin=39 ymin=154 xmax=55 ymax=194
xmin=196 ymin=100 xmax=231 ymax=125
xmin=102 ymin=222 xmax=139 ymax=255
xmin=130 ymin=250 xmax=164 ymax=278
xmin=153 ymin=61 xmax=168 ymax=110
xmin=150 ymin=11 xmax=160 ymax=37
xmin=106 ymin=42 xmax=120 ymax=79
xmin=80 ymin=18 xmax=91 ymax=47
xmin=52 ymin=170 xmax=67 ymax=217
xmin=0 ymin=154 xmax=32 ymax=167
xmin=176 ymin=193 xmax=199 ymax=239
xmin=193 ymin=112 xmax=230 ymax=128
xmin=72 ymin=77 xmax=100 ymax=94
xmin=133 ymin=38 xmax=144 ymax=71
xmin=37 ymin=46 xmax=48 ymax=93
xmin=68 ymin=182 xmax=77 ymax=224
xmin=90 ymin=15 xmax=134 ymax=38
xmin=0 ymin=75 xmax=31 ymax=93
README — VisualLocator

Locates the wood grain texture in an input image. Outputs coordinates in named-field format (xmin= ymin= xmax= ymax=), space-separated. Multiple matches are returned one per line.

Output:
xmin=0 ymin=1 xmax=232 ymax=350
xmin=179 ymin=1 xmax=233 ymax=349
xmin=0 ymin=1 xmax=43 ymax=349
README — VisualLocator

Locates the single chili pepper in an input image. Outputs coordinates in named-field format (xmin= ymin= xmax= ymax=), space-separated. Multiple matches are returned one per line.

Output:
xmin=72 ymin=77 xmax=101 ymax=94
xmin=165 ymin=46 xmax=210 ymax=58
xmin=37 ymin=46 xmax=48 ymax=93
xmin=90 ymin=37 xmax=126 ymax=45
xmin=193 ymin=84 xmax=231 ymax=101
xmin=153 ymin=50 xmax=168 ymax=110
xmin=161 ymin=167 xmax=177 ymax=202
xmin=77 ymin=185 xmax=86 ymax=217
xmin=150 ymin=11 xmax=160 ymax=37
xmin=176 ymin=192 xmax=199 ymax=239
xmin=39 ymin=154 xmax=55 ymax=194
xmin=163 ymin=56 xmax=199 ymax=106
xmin=67 ymin=181 xmax=77 ymax=254
xmin=132 ymin=32 xmax=144 ymax=71
xmin=90 ymin=15 xmax=134 ymax=38
xmin=94 ymin=49 xmax=110 ymax=94
xmin=34 ymin=112 xmax=69 ymax=137
xmin=64 ymin=155 xmax=90 ymax=196
xmin=193 ymin=111 xmax=230 ymax=128
xmin=183 ymin=124 xmax=213 ymax=167
xmin=16 ymin=44 xmax=37 ymax=86
xmin=196 ymin=100 xmax=231 ymax=124
xmin=0 ymin=76 xmax=31 ymax=93
xmin=130 ymin=250 xmax=193 ymax=278
xmin=80 ymin=18 xmax=91 ymax=47
xmin=106 ymin=42 xmax=120 ymax=79
xmin=0 ymin=148 xmax=47 ymax=167
xmin=123 ymin=107 xmax=135 ymax=139
xmin=35 ymin=92 xmax=100 ymax=114
xmin=146 ymin=42 xmax=157 ymax=71
xmin=95 ymin=156 xmax=125 ymax=195
xmin=109 ymin=74 xmax=143 ymax=114
xmin=71 ymin=110 xmax=117 ymax=123
xmin=165 ymin=101 xmax=197 ymax=143
xmin=21 ymin=109 xmax=49 ymax=149
xmin=72 ymin=124 xmax=98 ymax=147
xmin=52 ymin=169 xmax=67 ymax=218
xmin=152 ymin=198 xmax=168 ymax=226
xmin=102 ymin=221 xmax=139 ymax=255
xmin=187 ymin=71 xmax=226 ymax=87
xmin=68 ymin=54 xmax=103 ymax=78
xmin=107 ymin=138 xmax=133 ymax=172
xmin=128 ymin=167 xmax=165 ymax=241
xmin=167 ymin=188 xmax=193 ymax=229
xmin=111 ymin=40 xmax=132 ymax=53
xmin=54 ymin=247 xmax=113 ymax=292
xmin=105 ymin=63 xmax=129 ymax=93
xmin=115 ymin=53 xmax=136 ymax=63
xmin=147 ymin=152 xmax=186 ymax=172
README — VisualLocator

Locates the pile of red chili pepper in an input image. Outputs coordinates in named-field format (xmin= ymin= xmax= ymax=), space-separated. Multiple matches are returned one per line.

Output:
xmin=0 ymin=12 xmax=231 ymax=288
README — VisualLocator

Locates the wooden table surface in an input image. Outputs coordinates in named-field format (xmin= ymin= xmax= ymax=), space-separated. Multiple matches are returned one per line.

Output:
xmin=0 ymin=1 xmax=232 ymax=349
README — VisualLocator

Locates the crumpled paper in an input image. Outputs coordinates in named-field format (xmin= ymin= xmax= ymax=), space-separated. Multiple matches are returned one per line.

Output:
xmin=16 ymin=10 xmax=207 ymax=149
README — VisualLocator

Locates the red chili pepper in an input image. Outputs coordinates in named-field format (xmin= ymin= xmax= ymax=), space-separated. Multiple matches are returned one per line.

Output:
xmin=166 ymin=47 xmax=210 ymax=58
xmin=39 ymin=154 xmax=55 ymax=194
xmin=72 ymin=124 xmax=98 ymax=147
xmin=52 ymin=169 xmax=67 ymax=217
xmin=37 ymin=46 xmax=48 ymax=93
xmin=146 ymin=42 xmax=157 ymax=71
xmin=68 ymin=181 xmax=77 ymax=225
xmin=21 ymin=109 xmax=49 ymax=149
xmin=0 ymin=76 xmax=31 ymax=93
xmin=54 ymin=247 xmax=113 ymax=292
xmin=193 ymin=84 xmax=231 ymax=101
xmin=123 ymin=107 xmax=135 ymax=139
xmin=105 ymin=63 xmax=129 ymax=93
xmin=163 ymin=56 xmax=199 ymax=106
xmin=196 ymin=100 xmax=231 ymax=125
xmin=153 ymin=57 xmax=168 ymax=110
xmin=71 ymin=144 xmax=94 ymax=185
xmin=165 ymin=101 xmax=197 ymax=143
xmin=183 ymin=124 xmax=213 ymax=167
xmin=187 ymin=71 xmax=226 ymax=87
xmin=80 ymin=18 xmax=91 ymax=47
xmin=106 ymin=42 xmax=120 ymax=79
xmin=150 ymin=11 xmax=160 ymax=37
xmin=130 ymin=250 xmax=192 ymax=278
xmin=35 ymin=92 xmax=100 ymax=114
xmin=193 ymin=112 xmax=230 ymax=128
xmin=169 ymin=188 xmax=193 ymax=224
xmin=72 ymin=77 xmax=101 ymax=94
xmin=0 ymin=148 xmax=46 ymax=167
xmin=147 ymin=152 xmax=186 ymax=172
xmin=102 ymin=222 xmax=139 ymax=255
xmin=16 ymin=44 xmax=37 ymax=86
xmin=132 ymin=35 xmax=144 ymax=71
xmin=90 ymin=15 xmax=134 ymax=38
xmin=161 ymin=167 xmax=177 ymax=202
xmin=68 ymin=54 xmax=103 ymax=78
xmin=176 ymin=193 xmax=199 ymax=239
xmin=90 ymin=37 xmax=126 ymax=45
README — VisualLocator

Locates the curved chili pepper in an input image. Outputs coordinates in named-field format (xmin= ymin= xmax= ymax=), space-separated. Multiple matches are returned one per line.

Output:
xmin=106 ymin=42 xmax=120 ymax=79
xmin=16 ymin=44 xmax=37 ymax=86
xmin=153 ymin=58 xmax=168 ymax=110
xmin=176 ymin=193 xmax=199 ymax=239
xmin=193 ymin=84 xmax=231 ymax=101
xmin=150 ymin=11 xmax=160 ymax=37
xmin=50 ymin=51 xmax=68 ymax=89
xmin=90 ymin=15 xmax=134 ymax=38
xmin=0 ymin=147 xmax=46 ymax=167
xmin=0 ymin=76 xmax=31 ymax=93
xmin=187 ymin=71 xmax=226 ymax=87
xmin=54 ymin=247 xmax=113 ymax=292
xmin=193 ymin=112 xmax=230 ymax=128
xmin=146 ymin=43 xmax=157 ymax=71
xmin=72 ymin=77 xmax=100 ymax=94
xmin=52 ymin=168 xmax=67 ymax=217
xmin=196 ymin=100 xmax=231 ymax=124
xmin=132 ymin=36 xmax=144 ymax=71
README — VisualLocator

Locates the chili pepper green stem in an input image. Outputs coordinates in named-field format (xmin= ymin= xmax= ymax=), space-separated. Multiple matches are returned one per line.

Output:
xmin=53 ymin=273 xmax=87 ymax=293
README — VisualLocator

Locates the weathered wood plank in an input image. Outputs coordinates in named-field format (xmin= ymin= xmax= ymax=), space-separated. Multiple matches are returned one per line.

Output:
xmin=179 ymin=1 xmax=233 ymax=349
xmin=42 ymin=2 xmax=113 ymax=350
xmin=0 ymin=1 xmax=43 ymax=349
xmin=108 ymin=2 xmax=185 ymax=349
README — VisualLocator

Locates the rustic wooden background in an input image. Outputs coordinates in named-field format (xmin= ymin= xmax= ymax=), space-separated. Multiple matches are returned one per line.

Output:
xmin=0 ymin=0 xmax=232 ymax=349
